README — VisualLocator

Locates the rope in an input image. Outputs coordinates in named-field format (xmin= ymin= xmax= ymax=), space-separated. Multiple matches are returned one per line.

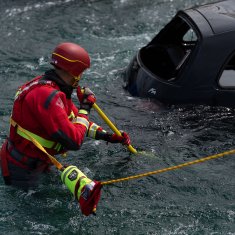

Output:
xmin=101 ymin=149 xmax=235 ymax=185
xmin=10 ymin=119 xmax=235 ymax=186
xmin=11 ymin=118 xmax=64 ymax=171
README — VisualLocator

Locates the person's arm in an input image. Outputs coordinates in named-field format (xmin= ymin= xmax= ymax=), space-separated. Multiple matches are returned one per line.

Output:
xmin=86 ymin=121 xmax=130 ymax=145
xmin=33 ymin=88 xmax=90 ymax=150
xmin=76 ymin=86 xmax=131 ymax=146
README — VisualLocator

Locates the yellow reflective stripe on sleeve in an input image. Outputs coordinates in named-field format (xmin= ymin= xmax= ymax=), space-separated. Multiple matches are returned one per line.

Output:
xmin=88 ymin=123 xmax=100 ymax=139
xmin=78 ymin=109 xmax=88 ymax=115
xmin=73 ymin=116 xmax=89 ymax=129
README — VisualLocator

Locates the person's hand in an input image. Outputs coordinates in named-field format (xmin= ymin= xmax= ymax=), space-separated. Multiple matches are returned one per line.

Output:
xmin=77 ymin=86 xmax=96 ymax=113
xmin=107 ymin=131 xmax=131 ymax=145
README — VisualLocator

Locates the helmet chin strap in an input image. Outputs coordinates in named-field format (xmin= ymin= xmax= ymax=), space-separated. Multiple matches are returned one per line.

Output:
xmin=72 ymin=80 xmax=79 ymax=88
xmin=72 ymin=74 xmax=81 ymax=88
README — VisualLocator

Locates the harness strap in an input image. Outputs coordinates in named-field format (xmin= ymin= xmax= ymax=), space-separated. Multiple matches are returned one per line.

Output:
xmin=7 ymin=140 xmax=38 ymax=170
xmin=9 ymin=118 xmax=64 ymax=171
xmin=0 ymin=140 xmax=32 ymax=184
xmin=10 ymin=118 xmax=62 ymax=151
xmin=7 ymin=141 xmax=24 ymax=162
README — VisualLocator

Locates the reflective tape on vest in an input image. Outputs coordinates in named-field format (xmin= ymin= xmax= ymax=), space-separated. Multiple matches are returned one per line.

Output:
xmin=72 ymin=116 xmax=89 ymax=130
xmin=16 ymin=127 xmax=62 ymax=151
xmin=68 ymin=111 xmax=75 ymax=120
xmin=10 ymin=118 xmax=62 ymax=151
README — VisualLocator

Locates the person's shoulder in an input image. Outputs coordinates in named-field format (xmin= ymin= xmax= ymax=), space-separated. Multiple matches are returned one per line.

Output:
xmin=36 ymin=81 xmax=61 ymax=93
xmin=28 ymin=82 xmax=65 ymax=102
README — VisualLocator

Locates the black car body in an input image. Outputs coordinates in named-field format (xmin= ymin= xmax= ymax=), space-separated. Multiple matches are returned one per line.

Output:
xmin=123 ymin=0 xmax=235 ymax=107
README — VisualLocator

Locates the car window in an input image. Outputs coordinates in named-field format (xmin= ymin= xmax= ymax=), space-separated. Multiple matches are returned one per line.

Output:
xmin=183 ymin=28 xmax=197 ymax=42
xmin=219 ymin=54 xmax=235 ymax=88
xmin=140 ymin=16 xmax=198 ymax=81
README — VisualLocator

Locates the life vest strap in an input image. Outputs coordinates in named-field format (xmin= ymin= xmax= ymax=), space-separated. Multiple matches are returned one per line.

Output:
xmin=7 ymin=140 xmax=38 ymax=170
xmin=10 ymin=118 xmax=62 ymax=151
xmin=10 ymin=118 xmax=64 ymax=171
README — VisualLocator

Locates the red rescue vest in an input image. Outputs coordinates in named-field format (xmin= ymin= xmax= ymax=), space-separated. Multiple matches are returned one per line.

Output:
xmin=1 ymin=75 xmax=89 ymax=177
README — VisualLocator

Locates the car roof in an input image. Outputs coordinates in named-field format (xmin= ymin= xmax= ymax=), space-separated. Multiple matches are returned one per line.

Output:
xmin=187 ymin=0 xmax=235 ymax=35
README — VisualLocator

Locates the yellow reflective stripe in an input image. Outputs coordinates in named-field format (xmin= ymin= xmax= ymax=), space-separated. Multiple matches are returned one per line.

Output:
xmin=88 ymin=123 xmax=100 ymax=139
xmin=10 ymin=117 xmax=61 ymax=150
xmin=17 ymin=128 xmax=62 ymax=151
xmin=73 ymin=116 xmax=89 ymax=129
xmin=68 ymin=111 xmax=75 ymax=120
xmin=78 ymin=109 xmax=88 ymax=115
xmin=16 ymin=128 xmax=56 ymax=148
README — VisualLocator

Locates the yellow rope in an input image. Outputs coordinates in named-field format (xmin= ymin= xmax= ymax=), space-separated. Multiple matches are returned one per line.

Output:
xmin=10 ymin=118 xmax=235 ymax=186
xmin=10 ymin=118 xmax=64 ymax=171
xmin=18 ymin=124 xmax=64 ymax=170
xmin=101 ymin=149 xmax=235 ymax=185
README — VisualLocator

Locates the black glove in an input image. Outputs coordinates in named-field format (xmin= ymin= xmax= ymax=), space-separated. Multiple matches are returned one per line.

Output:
xmin=96 ymin=130 xmax=131 ymax=145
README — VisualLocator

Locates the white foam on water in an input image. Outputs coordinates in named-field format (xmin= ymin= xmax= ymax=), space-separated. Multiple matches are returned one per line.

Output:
xmin=5 ymin=0 xmax=75 ymax=17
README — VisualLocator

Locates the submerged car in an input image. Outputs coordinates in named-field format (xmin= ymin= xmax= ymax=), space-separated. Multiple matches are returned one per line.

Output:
xmin=123 ymin=0 xmax=235 ymax=107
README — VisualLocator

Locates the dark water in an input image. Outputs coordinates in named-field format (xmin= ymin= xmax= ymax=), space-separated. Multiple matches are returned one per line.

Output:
xmin=1 ymin=0 xmax=235 ymax=234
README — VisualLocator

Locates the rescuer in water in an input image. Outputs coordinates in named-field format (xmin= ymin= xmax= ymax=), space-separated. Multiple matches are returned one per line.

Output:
xmin=0 ymin=42 xmax=131 ymax=215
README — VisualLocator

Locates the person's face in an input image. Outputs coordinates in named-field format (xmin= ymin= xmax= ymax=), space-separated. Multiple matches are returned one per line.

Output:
xmin=63 ymin=73 xmax=81 ymax=88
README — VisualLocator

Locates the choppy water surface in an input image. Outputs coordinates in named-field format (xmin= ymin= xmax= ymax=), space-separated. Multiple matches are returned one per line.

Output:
xmin=0 ymin=0 xmax=235 ymax=234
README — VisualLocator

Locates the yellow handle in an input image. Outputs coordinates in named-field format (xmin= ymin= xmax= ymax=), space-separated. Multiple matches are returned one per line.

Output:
xmin=92 ymin=103 xmax=138 ymax=154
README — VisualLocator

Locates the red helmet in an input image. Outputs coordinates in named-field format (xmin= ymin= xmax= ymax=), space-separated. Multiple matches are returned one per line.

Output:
xmin=51 ymin=42 xmax=90 ymax=76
